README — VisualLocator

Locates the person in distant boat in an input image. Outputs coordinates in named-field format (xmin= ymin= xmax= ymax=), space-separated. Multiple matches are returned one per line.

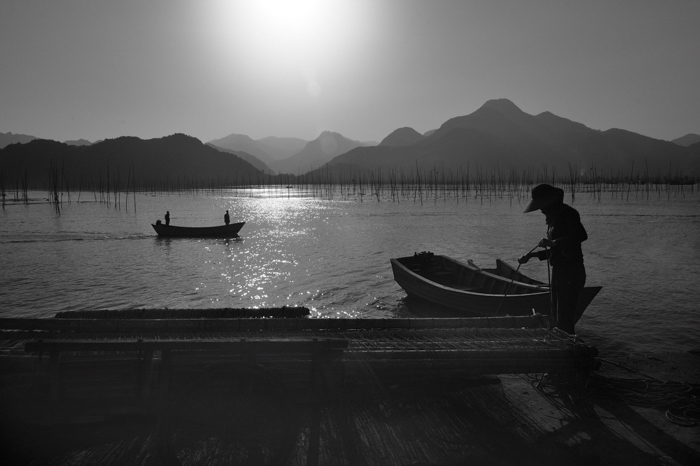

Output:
xmin=165 ymin=211 xmax=170 ymax=226
xmin=518 ymin=184 xmax=588 ymax=335
xmin=224 ymin=210 xmax=230 ymax=225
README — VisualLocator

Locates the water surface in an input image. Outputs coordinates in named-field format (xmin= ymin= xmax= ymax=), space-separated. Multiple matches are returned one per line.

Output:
xmin=1 ymin=188 xmax=698 ymax=357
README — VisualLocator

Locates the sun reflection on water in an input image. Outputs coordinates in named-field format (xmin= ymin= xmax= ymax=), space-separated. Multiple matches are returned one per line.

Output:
xmin=3 ymin=190 xmax=699 ymax=356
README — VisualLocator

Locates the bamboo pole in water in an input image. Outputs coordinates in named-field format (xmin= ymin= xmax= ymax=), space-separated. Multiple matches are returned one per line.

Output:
xmin=6 ymin=158 xmax=698 ymax=205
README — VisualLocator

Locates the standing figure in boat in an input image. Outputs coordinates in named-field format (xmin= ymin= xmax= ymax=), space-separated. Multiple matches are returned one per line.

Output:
xmin=165 ymin=211 xmax=170 ymax=226
xmin=224 ymin=210 xmax=230 ymax=225
xmin=518 ymin=184 xmax=588 ymax=334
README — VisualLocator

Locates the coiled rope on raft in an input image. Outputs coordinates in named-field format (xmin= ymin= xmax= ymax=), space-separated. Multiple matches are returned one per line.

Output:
xmin=527 ymin=357 xmax=700 ymax=427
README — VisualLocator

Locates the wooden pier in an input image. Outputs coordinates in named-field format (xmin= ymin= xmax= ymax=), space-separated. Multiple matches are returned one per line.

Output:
xmin=0 ymin=314 xmax=602 ymax=465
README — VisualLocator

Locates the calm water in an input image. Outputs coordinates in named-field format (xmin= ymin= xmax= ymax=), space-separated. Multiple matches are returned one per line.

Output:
xmin=1 ymin=188 xmax=699 ymax=357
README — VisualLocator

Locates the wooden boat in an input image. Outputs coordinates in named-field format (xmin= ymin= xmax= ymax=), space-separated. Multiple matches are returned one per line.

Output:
xmin=151 ymin=221 xmax=245 ymax=238
xmin=390 ymin=252 xmax=601 ymax=322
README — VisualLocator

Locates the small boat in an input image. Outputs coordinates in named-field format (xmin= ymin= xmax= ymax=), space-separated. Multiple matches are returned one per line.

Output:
xmin=152 ymin=222 xmax=245 ymax=238
xmin=390 ymin=252 xmax=601 ymax=322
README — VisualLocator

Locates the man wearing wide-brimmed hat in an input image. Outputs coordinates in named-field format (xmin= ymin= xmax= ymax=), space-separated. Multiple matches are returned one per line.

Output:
xmin=519 ymin=184 xmax=588 ymax=334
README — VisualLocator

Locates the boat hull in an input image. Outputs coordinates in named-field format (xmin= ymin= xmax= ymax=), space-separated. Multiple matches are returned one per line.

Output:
xmin=391 ymin=254 xmax=601 ymax=322
xmin=152 ymin=222 xmax=245 ymax=238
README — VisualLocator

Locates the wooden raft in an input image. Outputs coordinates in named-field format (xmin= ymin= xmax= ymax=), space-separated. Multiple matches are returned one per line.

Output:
xmin=0 ymin=314 xmax=597 ymax=380
xmin=0 ymin=315 xmax=599 ymax=465
xmin=0 ymin=314 xmax=599 ymax=426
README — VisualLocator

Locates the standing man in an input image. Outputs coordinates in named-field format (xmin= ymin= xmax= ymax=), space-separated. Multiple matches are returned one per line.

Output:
xmin=518 ymin=184 xmax=588 ymax=334
xmin=224 ymin=210 xmax=230 ymax=225
xmin=165 ymin=211 xmax=170 ymax=226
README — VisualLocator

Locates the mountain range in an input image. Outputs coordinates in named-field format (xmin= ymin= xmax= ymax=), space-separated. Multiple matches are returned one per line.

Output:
xmin=0 ymin=134 xmax=263 ymax=188
xmin=320 ymin=99 xmax=700 ymax=177
xmin=207 ymin=133 xmax=307 ymax=171
xmin=270 ymin=131 xmax=371 ymax=174
xmin=1 ymin=132 xmax=38 ymax=148
xmin=207 ymin=132 xmax=371 ymax=174
xmin=204 ymin=144 xmax=274 ymax=174
xmin=2 ymin=99 xmax=699 ymax=187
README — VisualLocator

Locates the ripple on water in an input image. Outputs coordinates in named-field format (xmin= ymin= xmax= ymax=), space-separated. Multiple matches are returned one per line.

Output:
xmin=1 ymin=191 xmax=698 ymax=356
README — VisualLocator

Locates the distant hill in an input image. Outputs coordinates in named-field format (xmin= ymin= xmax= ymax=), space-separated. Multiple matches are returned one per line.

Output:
xmin=0 ymin=134 xmax=265 ymax=188
xmin=206 ymin=144 xmax=274 ymax=174
xmin=207 ymin=133 xmax=309 ymax=168
xmin=320 ymin=99 xmax=699 ymax=179
xmin=688 ymin=141 xmax=700 ymax=156
xmin=379 ymin=127 xmax=425 ymax=147
xmin=207 ymin=133 xmax=276 ymax=167
xmin=6 ymin=99 xmax=698 ymax=183
xmin=272 ymin=131 xmax=366 ymax=174
xmin=672 ymin=133 xmax=700 ymax=147
xmin=0 ymin=131 xmax=37 ymax=148
xmin=257 ymin=136 xmax=310 ymax=160
xmin=65 ymin=139 xmax=92 ymax=146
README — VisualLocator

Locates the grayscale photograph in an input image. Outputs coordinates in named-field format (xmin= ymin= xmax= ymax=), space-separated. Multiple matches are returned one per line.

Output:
xmin=1 ymin=1 xmax=698 ymax=464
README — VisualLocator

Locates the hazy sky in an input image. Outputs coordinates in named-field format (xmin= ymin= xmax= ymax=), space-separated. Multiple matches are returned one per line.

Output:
xmin=2 ymin=0 xmax=698 ymax=144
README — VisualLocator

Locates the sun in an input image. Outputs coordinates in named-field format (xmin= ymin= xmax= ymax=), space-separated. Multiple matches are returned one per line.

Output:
xmin=208 ymin=1 xmax=343 ymax=64
xmin=235 ymin=0 xmax=327 ymax=60
xmin=203 ymin=0 xmax=375 ymax=96
xmin=245 ymin=0 xmax=325 ymax=37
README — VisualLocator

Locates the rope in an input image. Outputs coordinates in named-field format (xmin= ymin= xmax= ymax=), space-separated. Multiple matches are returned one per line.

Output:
xmin=494 ymin=244 xmax=541 ymax=317
xmin=596 ymin=357 xmax=665 ymax=382
xmin=526 ymin=358 xmax=700 ymax=427
xmin=545 ymin=245 xmax=553 ymax=325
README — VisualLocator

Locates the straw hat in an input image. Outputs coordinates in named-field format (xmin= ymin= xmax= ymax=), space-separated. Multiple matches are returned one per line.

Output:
xmin=523 ymin=184 xmax=564 ymax=213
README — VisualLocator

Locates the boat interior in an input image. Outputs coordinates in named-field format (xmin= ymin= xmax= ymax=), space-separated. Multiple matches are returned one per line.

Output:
xmin=399 ymin=253 xmax=549 ymax=295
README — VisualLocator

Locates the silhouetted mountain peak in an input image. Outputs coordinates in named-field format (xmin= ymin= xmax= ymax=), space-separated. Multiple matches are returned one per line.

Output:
xmin=0 ymin=133 xmax=264 ymax=187
xmin=223 ymin=133 xmax=256 ymax=144
xmin=380 ymin=127 xmax=425 ymax=147
xmin=480 ymin=98 xmax=523 ymax=116
xmin=324 ymin=98 xmax=698 ymax=176
xmin=272 ymin=131 xmax=364 ymax=174
xmin=65 ymin=139 xmax=92 ymax=146
xmin=312 ymin=131 xmax=353 ymax=155
xmin=536 ymin=111 xmax=557 ymax=119
xmin=672 ymin=133 xmax=700 ymax=147
xmin=434 ymin=98 xmax=529 ymax=139
xmin=162 ymin=133 xmax=202 ymax=144
xmin=0 ymin=131 xmax=38 ymax=149
xmin=318 ymin=131 xmax=343 ymax=139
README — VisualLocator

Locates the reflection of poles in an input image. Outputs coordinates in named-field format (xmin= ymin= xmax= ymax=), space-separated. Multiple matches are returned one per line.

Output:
xmin=494 ymin=243 xmax=540 ymax=316
xmin=49 ymin=160 xmax=61 ymax=214
xmin=1 ymin=169 xmax=5 ymax=208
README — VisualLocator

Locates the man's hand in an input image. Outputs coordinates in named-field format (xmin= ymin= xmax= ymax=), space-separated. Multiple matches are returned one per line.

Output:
xmin=518 ymin=254 xmax=531 ymax=264
xmin=538 ymin=238 xmax=556 ymax=248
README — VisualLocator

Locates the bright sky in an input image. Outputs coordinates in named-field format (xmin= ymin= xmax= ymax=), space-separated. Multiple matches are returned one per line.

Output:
xmin=1 ymin=0 xmax=698 ymax=144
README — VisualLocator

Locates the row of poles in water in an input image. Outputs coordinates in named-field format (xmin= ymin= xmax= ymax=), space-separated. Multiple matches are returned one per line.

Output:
xmin=2 ymin=161 xmax=697 ymax=211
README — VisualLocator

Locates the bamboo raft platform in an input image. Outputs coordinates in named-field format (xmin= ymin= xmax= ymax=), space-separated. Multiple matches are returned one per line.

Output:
xmin=0 ymin=312 xmax=602 ymax=465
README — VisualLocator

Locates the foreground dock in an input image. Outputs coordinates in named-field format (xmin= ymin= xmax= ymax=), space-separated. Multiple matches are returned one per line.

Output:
xmin=0 ymin=314 xmax=697 ymax=465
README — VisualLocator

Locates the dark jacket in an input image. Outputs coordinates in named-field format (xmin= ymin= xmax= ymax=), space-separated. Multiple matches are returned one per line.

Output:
xmin=535 ymin=203 xmax=587 ymax=267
